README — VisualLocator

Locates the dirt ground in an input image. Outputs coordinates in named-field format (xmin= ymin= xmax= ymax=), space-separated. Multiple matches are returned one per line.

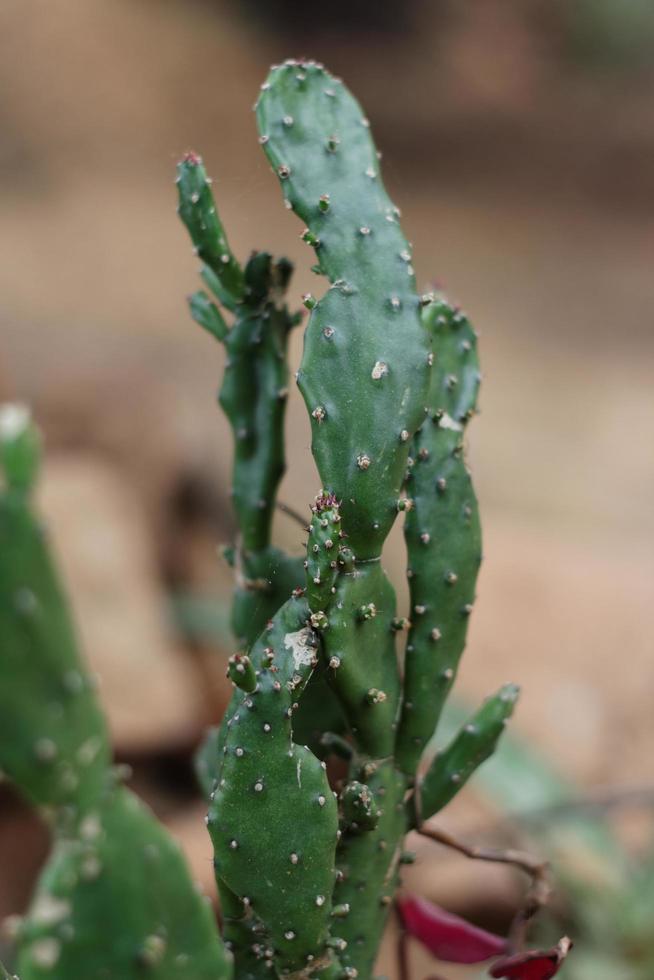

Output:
xmin=1 ymin=2 xmax=653 ymax=977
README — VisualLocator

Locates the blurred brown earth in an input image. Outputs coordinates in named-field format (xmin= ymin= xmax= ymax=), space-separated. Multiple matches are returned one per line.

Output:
xmin=1 ymin=1 xmax=653 ymax=976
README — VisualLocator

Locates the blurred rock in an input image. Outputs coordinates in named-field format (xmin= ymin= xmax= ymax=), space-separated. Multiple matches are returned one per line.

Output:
xmin=38 ymin=452 xmax=207 ymax=753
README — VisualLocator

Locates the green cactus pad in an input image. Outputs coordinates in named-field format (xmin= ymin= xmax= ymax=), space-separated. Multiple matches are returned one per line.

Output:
xmin=417 ymin=684 xmax=520 ymax=821
xmin=0 ymin=415 xmax=110 ymax=814
xmin=177 ymin=153 xmax=244 ymax=309
xmin=395 ymin=297 xmax=483 ymax=775
xmin=256 ymin=60 xmax=431 ymax=558
xmin=208 ymin=595 xmax=340 ymax=976
xmin=195 ymin=549 xmax=304 ymax=802
xmin=15 ymin=786 xmax=231 ymax=980
xmin=321 ymin=562 xmax=400 ymax=757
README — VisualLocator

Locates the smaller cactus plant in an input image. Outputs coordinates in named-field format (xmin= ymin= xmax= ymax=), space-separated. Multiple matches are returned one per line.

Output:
xmin=0 ymin=406 xmax=231 ymax=979
xmin=0 ymin=58 xmax=568 ymax=980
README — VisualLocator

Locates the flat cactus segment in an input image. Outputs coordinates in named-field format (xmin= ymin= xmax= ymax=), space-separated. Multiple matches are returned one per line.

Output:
xmin=395 ymin=298 xmax=482 ymax=775
xmin=15 ymin=786 xmax=231 ymax=980
xmin=177 ymin=153 xmax=244 ymax=309
xmin=321 ymin=562 xmax=401 ymax=757
xmin=333 ymin=761 xmax=407 ymax=977
xmin=418 ymin=684 xmax=520 ymax=821
xmin=305 ymin=491 xmax=342 ymax=613
xmin=0 ymin=423 xmax=110 ymax=813
xmin=256 ymin=61 xmax=431 ymax=558
xmin=196 ymin=549 xmax=304 ymax=801
xmin=208 ymin=596 xmax=340 ymax=976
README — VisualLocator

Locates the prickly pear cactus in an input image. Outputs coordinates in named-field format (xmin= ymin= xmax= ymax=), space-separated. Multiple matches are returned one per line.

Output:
xmin=176 ymin=58 xmax=521 ymax=980
xmin=0 ymin=406 xmax=232 ymax=980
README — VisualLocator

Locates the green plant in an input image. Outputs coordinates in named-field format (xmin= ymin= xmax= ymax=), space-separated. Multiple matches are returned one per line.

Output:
xmin=177 ymin=59 xmax=521 ymax=979
xmin=0 ymin=59 xmax=527 ymax=980
xmin=0 ymin=406 xmax=231 ymax=979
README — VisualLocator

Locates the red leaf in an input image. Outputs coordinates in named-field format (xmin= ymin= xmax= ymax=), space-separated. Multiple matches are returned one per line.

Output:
xmin=398 ymin=894 xmax=508 ymax=964
xmin=489 ymin=937 xmax=572 ymax=979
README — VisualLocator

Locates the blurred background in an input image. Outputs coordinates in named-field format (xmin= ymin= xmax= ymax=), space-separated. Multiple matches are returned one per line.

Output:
xmin=1 ymin=2 xmax=653 ymax=977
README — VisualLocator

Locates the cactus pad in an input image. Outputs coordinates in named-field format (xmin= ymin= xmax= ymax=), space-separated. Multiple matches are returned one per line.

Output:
xmin=395 ymin=297 xmax=483 ymax=774
xmin=256 ymin=60 xmax=431 ymax=558
xmin=417 ymin=684 xmax=520 ymax=821
xmin=15 ymin=787 xmax=231 ymax=980
xmin=208 ymin=595 xmax=340 ymax=976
